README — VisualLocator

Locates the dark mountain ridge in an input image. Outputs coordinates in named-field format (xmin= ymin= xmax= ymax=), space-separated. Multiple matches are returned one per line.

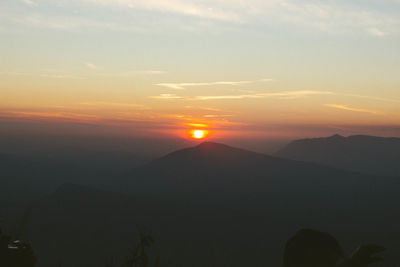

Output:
xmin=114 ymin=141 xmax=399 ymax=216
xmin=275 ymin=134 xmax=400 ymax=176
xmin=4 ymin=141 xmax=400 ymax=266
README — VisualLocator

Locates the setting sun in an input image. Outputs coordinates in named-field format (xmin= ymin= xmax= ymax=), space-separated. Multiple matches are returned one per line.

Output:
xmin=190 ymin=129 xmax=208 ymax=139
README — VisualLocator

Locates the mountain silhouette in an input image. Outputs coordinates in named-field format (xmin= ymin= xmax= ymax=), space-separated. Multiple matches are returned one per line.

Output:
xmin=275 ymin=134 xmax=400 ymax=176
xmin=116 ymin=141 xmax=400 ymax=212
xmin=26 ymin=142 xmax=400 ymax=266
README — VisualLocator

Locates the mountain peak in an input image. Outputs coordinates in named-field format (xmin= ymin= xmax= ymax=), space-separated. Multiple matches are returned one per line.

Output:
xmin=149 ymin=141 xmax=274 ymax=168
xmin=328 ymin=134 xmax=345 ymax=140
xmin=195 ymin=141 xmax=232 ymax=150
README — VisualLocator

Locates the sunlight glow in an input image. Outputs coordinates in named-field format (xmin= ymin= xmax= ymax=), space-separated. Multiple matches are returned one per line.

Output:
xmin=194 ymin=130 xmax=205 ymax=139
xmin=190 ymin=129 xmax=208 ymax=139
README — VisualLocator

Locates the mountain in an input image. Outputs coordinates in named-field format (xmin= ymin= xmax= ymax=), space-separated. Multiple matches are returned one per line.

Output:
xmin=0 ymin=150 xmax=149 ymax=241
xmin=0 ymin=150 xmax=148 ymax=200
xmin=275 ymin=134 xmax=400 ymax=176
xmin=119 ymin=142 xmax=398 ymax=207
xmin=18 ymin=143 xmax=400 ymax=266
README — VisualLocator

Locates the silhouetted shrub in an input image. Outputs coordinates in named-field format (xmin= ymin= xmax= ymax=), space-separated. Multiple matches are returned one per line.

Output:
xmin=0 ymin=225 xmax=37 ymax=267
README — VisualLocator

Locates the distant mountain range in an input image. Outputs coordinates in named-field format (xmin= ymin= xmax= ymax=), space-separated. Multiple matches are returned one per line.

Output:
xmin=0 ymin=150 xmax=149 ymax=201
xmin=275 ymin=134 xmax=400 ymax=176
xmin=25 ymin=141 xmax=400 ymax=267
xmin=120 ymin=142 xmax=398 ymax=205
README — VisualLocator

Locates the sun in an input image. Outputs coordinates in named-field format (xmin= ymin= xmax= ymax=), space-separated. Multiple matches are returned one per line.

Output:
xmin=190 ymin=129 xmax=208 ymax=139
xmin=193 ymin=130 xmax=205 ymax=139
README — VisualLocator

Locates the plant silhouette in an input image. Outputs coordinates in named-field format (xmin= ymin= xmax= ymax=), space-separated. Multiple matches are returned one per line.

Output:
xmin=0 ymin=222 xmax=37 ymax=267
xmin=106 ymin=227 xmax=160 ymax=267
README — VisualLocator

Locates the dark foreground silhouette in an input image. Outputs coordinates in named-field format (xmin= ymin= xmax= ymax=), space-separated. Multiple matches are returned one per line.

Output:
xmin=0 ymin=225 xmax=388 ymax=267
xmin=283 ymin=229 xmax=385 ymax=267
xmin=0 ymin=226 xmax=36 ymax=267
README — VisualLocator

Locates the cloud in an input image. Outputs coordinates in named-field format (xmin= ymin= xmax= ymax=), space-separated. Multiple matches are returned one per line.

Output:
xmin=128 ymin=70 xmax=166 ymax=75
xmin=6 ymin=111 xmax=101 ymax=122
xmin=85 ymin=62 xmax=100 ymax=69
xmin=21 ymin=0 xmax=37 ymax=6
xmin=196 ymin=90 xmax=333 ymax=100
xmin=83 ymin=0 xmax=242 ymax=22
xmin=150 ymin=94 xmax=184 ymax=100
xmin=203 ymin=114 xmax=233 ymax=118
xmin=100 ymin=70 xmax=167 ymax=77
xmin=324 ymin=104 xmax=382 ymax=115
xmin=150 ymin=90 xmax=332 ymax=101
xmin=258 ymin=78 xmax=275 ymax=82
xmin=77 ymin=0 xmax=400 ymax=35
xmin=4 ymin=1 xmax=399 ymax=36
xmin=190 ymin=106 xmax=224 ymax=112
xmin=367 ymin=27 xmax=385 ymax=37
xmin=155 ymin=78 xmax=273 ymax=90
xmin=186 ymin=123 xmax=209 ymax=128
xmin=341 ymin=93 xmax=400 ymax=104
xmin=196 ymin=94 xmax=259 ymax=100
xmin=39 ymin=74 xmax=82 ymax=79
xmin=78 ymin=102 xmax=146 ymax=108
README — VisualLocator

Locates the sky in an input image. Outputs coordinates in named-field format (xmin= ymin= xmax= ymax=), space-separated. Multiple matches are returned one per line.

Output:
xmin=1 ymin=0 xmax=400 ymax=142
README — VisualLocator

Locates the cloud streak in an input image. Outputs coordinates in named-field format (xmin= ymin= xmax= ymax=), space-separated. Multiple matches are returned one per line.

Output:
xmin=155 ymin=79 xmax=273 ymax=90
xmin=150 ymin=94 xmax=184 ymax=100
xmin=100 ymin=70 xmax=167 ymax=77
xmin=21 ymin=0 xmax=37 ymax=6
xmin=77 ymin=0 xmax=400 ymax=35
xmin=151 ymin=90 xmax=333 ymax=100
xmin=367 ymin=27 xmax=385 ymax=37
xmin=196 ymin=90 xmax=333 ymax=100
xmin=78 ymin=102 xmax=146 ymax=108
xmin=2 ymin=0 xmax=398 ymax=37
xmin=83 ymin=0 xmax=242 ymax=22
xmin=85 ymin=62 xmax=100 ymax=70
xmin=342 ymin=93 xmax=400 ymax=104
xmin=324 ymin=104 xmax=382 ymax=115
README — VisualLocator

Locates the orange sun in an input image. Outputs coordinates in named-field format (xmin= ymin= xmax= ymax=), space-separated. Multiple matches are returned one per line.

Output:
xmin=190 ymin=129 xmax=208 ymax=140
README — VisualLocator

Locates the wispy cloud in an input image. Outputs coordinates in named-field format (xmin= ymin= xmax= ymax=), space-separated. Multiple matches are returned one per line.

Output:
xmin=185 ymin=106 xmax=224 ymax=112
xmin=195 ymin=94 xmax=259 ymax=100
xmin=6 ymin=111 xmax=101 ymax=122
xmin=3 ymin=1 xmax=398 ymax=36
xmin=367 ymin=27 xmax=385 ymax=37
xmin=186 ymin=123 xmax=209 ymax=128
xmin=39 ymin=74 xmax=82 ymax=79
xmin=85 ymin=62 xmax=100 ymax=70
xmin=21 ymin=0 xmax=37 ymax=6
xmin=196 ymin=90 xmax=333 ymax=100
xmin=100 ymin=70 xmax=167 ymax=77
xmin=78 ymin=102 xmax=146 ymax=108
xmin=203 ymin=114 xmax=233 ymax=118
xmin=341 ymin=93 xmax=400 ymax=104
xmin=82 ymin=0 xmax=242 ymax=23
xmin=127 ymin=70 xmax=166 ymax=75
xmin=77 ymin=0 xmax=400 ymax=36
xmin=150 ymin=94 xmax=184 ymax=100
xmin=155 ymin=78 xmax=273 ymax=90
xmin=150 ymin=90 xmax=332 ymax=101
xmin=324 ymin=104 xmax=382 ymax=115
